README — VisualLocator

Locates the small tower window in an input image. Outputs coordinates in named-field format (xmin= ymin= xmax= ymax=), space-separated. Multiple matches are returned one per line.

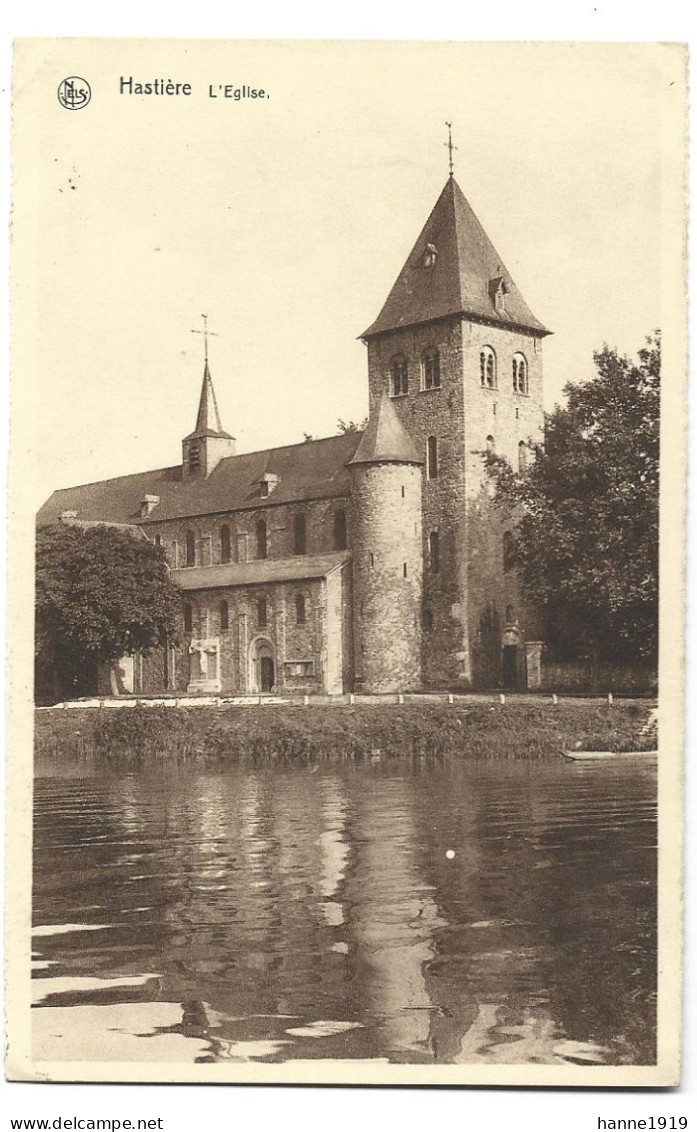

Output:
xmin=429 ymin=530 xmax=440 ymax=573
xmin=503 ymin=531 xmax=515 ymax=573
xmin=219 ymin=600 xmax=229 ymax=632
xmin=513 ymin=353 xmax=528 ymax=395
xmin=220 ymin=524 xmax=231 ymax=564
xmin=518 ymin=440 xmax=528 ymax=472
xmin=256 ymin=519 xmax=268 ymax=560
xmin=296 ymin=593 xmax=306 ymax=625
xmin=422 ymin=349 xmax=441 ymax=391
xmin=390 ymin=355 xmax=409 ymax=397
xmin=293 ymin=513 xmax=307 ymax=555
xmin=185 ymin=530 xmax=196 ymax=567
xmin=423 ymin=608 xmax=434 ymax=631
xmin=333 ymin=508 xmax=347 ymax=550
xmin=480 ymin=346 xmax=497 ymax=389
xmin=426 ymin=436 xmax=439 ymax=480
xmin=257 ymin=596 xmax=268 ymax=628
xmin=486 ymin=434 xmax=495 ymax=455
xmin=403 ymin=563 xmax=408 ymax=578
xmin=183 ymin=602 xmax=193 ymax=633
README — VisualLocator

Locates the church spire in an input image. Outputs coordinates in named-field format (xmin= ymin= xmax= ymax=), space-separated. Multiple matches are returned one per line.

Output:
xmin=182 ymin=319 xmax=236 ymax=479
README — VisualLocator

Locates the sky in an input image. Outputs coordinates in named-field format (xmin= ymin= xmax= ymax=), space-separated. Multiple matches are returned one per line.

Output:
xmin=13 ymin=40 xmax=682 ymax=510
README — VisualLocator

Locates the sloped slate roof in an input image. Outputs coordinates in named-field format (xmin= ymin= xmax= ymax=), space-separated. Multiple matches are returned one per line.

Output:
xmin=171 ymin=552 xmax=350 ymax=591
xmin=363 ymin=176 xmax=550 ymax=339
xmin=37 ymin=432 xmax=362 ymax=527
xmin=349 ymin=392 xmax=422 ymax=466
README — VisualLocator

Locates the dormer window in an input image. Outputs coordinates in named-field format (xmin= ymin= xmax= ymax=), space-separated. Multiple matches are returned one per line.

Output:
xmin=259 ymin=472 xmax=280 ymax=498
xmin=390 ymin=355 xmax=409 ymax=397
xmin=489 ymin=276 xmax=509 ymax=315
xmin=422 ymin=242 xmax=438 ymax=269
xmin=140 ymin=494 xmax=160 ymax=518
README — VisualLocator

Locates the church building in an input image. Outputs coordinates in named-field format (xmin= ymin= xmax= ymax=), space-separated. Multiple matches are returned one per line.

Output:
xmin=38 ymin=172 xmax=551 ymax=696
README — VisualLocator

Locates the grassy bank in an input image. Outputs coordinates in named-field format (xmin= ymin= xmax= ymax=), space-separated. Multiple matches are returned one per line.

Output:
xmin=34 ymin=700 xmax=657 ymax=768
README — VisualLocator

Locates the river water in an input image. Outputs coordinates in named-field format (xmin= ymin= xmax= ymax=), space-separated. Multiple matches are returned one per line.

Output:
xmin=32 ymin=757 xmax=657 ymax=1066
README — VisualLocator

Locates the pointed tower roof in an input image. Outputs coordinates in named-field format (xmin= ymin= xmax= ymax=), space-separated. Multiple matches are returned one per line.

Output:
xmin=184 ymin=360 xmax=234 ymax=441
xmin=362 ymin=177 xmax=550 ymax=339
xmin=349 ymin=392 xmax=422 ymax=466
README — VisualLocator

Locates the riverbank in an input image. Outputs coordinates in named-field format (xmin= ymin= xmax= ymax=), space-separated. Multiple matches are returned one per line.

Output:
xmin=34 ymin=699 xmax=657 ymax=767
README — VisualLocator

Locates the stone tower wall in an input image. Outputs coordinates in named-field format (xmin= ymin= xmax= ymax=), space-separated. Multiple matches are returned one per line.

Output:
xmin=365 ymin=316 xmax=545 ymax=689
xmin=350 ymin=462 xmax=422 ymax=693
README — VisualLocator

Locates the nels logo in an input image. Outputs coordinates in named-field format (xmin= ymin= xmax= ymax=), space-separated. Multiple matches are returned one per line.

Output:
xmin=57 ymin=76 xmax=91 ymax=110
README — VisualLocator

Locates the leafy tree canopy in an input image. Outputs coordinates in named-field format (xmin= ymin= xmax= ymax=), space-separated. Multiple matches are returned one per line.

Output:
xmin=36 ymin=522 xmax=181 ymax=696
xmin=489 ymin=333 xmax=660 ymax=665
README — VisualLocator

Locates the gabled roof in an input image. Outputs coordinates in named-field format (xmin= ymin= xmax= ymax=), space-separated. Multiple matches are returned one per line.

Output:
xmin=184 ymin=361 xmax=234 ymax=441
xmin=37 ymin=431 xmax=362 ymax=527
xmin=349 ymin=392 xmax=422 ymax=466
xmin=171 ymin=552 xmax=350 ymax=591
xmin=362 ymin=176 xmax=551 ymax=339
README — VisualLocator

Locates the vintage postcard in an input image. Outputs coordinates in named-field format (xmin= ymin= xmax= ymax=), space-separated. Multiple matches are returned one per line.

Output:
xmin=6 ymin=39 xmax=686 ymax=1085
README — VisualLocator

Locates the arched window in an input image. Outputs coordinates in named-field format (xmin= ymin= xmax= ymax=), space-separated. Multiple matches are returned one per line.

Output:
xmin=220 ymin=524 xmax=231 ymax=564
xmin=293 ymin=513 xmax=307 ymax=555
xmin=426 ymin=435 xmax=439 ymax=480
xmin=219 ymin=600 xmax=229 ymax=632
xmin=257 ymin=596 xmax=268 ymax=628
xmin=480 ymin=346 xmax=497 ymax=389
xmin=256 ymin=519 xmax=267 ymax=560
xmin=429 ymin=530 xmax=440 ymax=573
xmin=185 ymin=529 xmax=195 ymax=567
xmin=390 ymin=355 xmax=409 ymax=397
xmin=423 ymin=608 xmax=434 ymax=631
xmin=518 ymin=440 xmax=528 ymax=472
xmin=183 ymin=602 xmax=193 ymax=633
xmin=513 ymin=353 xmax=528 ymax=395
xmin=503 ymin=531 xmax=515 ymax=573
xmin=422 ymin=349 xmax=441 ymax=391
xmin=295 ymin=593 xmax=306 ymax=625
xmin=333 ymin=508 xmax=347 ymax=550
xmin=486 ymin=434 xmax=495 ymax=455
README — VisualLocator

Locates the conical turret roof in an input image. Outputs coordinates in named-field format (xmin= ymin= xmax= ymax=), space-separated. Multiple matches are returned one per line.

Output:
xmin=349 ymin=392 xmax=422 ymax=466
xmin=184 ymin=360 xmax=234 ymax=441
xmin=362 ymin=177 xmax=550 ymax=339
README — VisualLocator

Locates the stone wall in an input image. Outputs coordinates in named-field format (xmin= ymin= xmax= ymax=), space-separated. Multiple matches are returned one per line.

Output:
xmin=366 ymin=316 xmax=545 ymax=689
xmin=149 ymin=495 xmax=350 ymax=570
xmin=350 ymin=461 xmax=422 ymax=693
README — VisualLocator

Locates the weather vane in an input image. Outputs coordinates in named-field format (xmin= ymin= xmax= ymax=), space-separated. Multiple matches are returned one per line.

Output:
xmin=444 ymin=121 xmax=458 ymax=177
xmin=191 ymin=313 xmax=219 ymax=364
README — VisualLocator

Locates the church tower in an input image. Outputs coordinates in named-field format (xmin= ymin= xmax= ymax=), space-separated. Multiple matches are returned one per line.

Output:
xmin=182 ymin=357 xmax=236 ymax=481
xmin=349 ymin=392 xmax=423 ymax=694
xmin=361 ymin=173 xmax=551 ymax=689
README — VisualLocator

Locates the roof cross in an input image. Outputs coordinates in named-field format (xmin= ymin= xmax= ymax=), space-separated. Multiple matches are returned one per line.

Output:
xmin=191 ymin=313 xmax=219 ymax=364
xmin=444 ymin=122 xmax=458 ymax=177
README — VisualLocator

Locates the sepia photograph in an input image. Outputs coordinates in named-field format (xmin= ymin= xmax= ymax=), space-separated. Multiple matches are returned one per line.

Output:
xmin=6 ymin=38 xmax=686 ymax=1087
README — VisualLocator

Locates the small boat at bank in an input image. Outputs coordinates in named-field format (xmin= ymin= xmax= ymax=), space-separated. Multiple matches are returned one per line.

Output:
xmin=562 ymin=750 xmax=657 ymax=761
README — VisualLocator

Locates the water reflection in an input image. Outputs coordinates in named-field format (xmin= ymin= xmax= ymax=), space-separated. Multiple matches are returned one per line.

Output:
xmin=32 ymin=758 xmax=657 ymax=1064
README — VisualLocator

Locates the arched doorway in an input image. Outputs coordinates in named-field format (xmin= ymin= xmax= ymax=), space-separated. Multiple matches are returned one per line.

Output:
xmin=250 ymin=638 xmax=275 ymax=693
xmin=501 ymin=626 xmax=522 ymax=690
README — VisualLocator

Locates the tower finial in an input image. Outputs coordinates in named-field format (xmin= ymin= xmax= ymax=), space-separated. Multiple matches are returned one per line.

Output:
xmin=191 ymin=313 xmax=219 ymax=365
xmin=444 ymin=121 xmax=457 ymax=178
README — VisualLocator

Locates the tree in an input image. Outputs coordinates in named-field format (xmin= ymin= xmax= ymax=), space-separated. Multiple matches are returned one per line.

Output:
xmin=337 ymin=417 xmax=368 ymax=434
xmin=490 ymin=333 xmax=659 ymax=670
xmin=35 ymin=523 xmax=181 ymax=701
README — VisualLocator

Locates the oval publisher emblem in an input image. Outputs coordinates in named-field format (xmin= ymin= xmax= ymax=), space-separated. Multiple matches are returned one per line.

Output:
xmin=57 ymin=76 xmax=91 ymax=110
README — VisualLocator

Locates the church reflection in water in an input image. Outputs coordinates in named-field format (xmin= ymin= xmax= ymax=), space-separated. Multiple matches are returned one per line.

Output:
xmin=32 ymin=760 xmax=657 ymax=1065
